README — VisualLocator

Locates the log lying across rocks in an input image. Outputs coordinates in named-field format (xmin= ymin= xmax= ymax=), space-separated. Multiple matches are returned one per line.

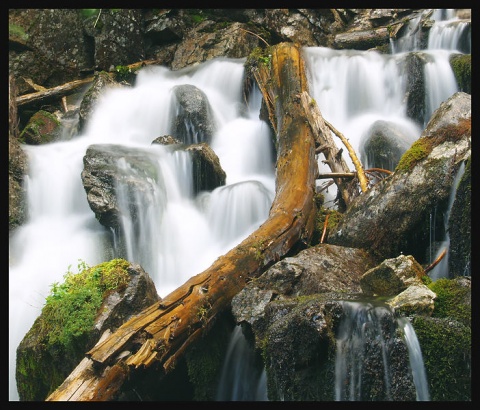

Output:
xmin=15 ymin=60 xmax=161 ymax=108
xmin=47 ymin=42 xmax=318 ymax=401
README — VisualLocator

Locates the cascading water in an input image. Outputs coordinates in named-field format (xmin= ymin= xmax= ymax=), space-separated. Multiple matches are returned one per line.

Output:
xmin=216 ymin=326 xmax=268 ymax=401
xmin=397 ymin=317 xmax=430 ymax=401
xmin=334 ymin=301 xmax=429 ymax=401
xmin=428 ymin=161 xmax=466 ymax=280
xmin=217 ymin=8 xmax=468 ymax=400
xmin=9 ymin=9 xmax=470 ymax=402
xmin=303 ymin=9 xmax=468 ymax=207
xmin=9 ymin=57 xmax=275 ymax=401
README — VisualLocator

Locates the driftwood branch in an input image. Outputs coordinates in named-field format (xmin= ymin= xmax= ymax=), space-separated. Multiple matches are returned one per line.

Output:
xmin=317 ymin=172 xmax=356 ymax=179
xmin=424 ymin=248 xmax=447 ymax=274
xmin=16 ymin=78 xmax=94 ymax=107
xmin=15 ymin=60 xmax=162 ymax=108
xmin=323 ymin=119 xmax=369 ymax=193
xmin=299 ymin=91 xmax=353 ymax=206
xmin=320 ymin=214 xmax=329 ymax=244
xmin=47 ymin=42 xmax=318 ymax=401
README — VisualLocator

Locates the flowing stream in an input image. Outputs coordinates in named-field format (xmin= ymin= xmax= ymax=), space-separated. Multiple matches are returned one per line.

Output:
xmin=9 ymin=58 xmax=275 ymax=401
xmin=9 ymin=9 xmax=469 ymax=401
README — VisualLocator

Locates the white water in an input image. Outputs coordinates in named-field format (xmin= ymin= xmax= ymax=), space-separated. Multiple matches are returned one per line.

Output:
xmin=398 ymin=317 xmax=430 ymax=401
xmin=216 ymin=326 xmax=268 ymax=401
xmin=9 ymin=9 xmax=469 ymax=401
xmin=9 ymin=58 xmax=275 ymax=401
xmin=304 ymin=9 xmax=468 ymax=207
xmin=335 ymin=302 xmax=430 ymax=401
xmin=334 ymin=302 xmax=394 ymax=401
xmin=429 ymin=161 xmax=466 ymax=280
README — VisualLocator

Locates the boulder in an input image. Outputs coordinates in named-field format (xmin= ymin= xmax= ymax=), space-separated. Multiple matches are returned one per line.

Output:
xmin=171 ymin=84 xmax=217 ymax=145
xmin=359 ymin=254 xmax=424 ymax=296
xmin=16 ymin=261 xmax=160 ymax=401
xmin=329 ymin=92 xmax=471 ymax=263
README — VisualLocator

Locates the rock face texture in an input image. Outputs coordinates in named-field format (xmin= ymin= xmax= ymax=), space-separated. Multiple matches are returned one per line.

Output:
xmin=328 ymin=92 xmax=471 ymax=263
xmin=16 ymin=262 xmax=160 ymax=401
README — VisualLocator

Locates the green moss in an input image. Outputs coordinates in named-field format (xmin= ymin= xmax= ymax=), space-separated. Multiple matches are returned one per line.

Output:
xmin=16 ymin=258 xmax=131 ymax=400
xmin=450 ymin=54 xmax=471 ymax=94
xmin=185 ymin=315 xmax=233 ymax=400
xmin=19 ymin=110 xmax=61 ymax=145
xmin=412 ymin=316 xmax=471 ymax=401
xmin=9 ymin=23 xmax=29 ymax=41
xmin=395 ymin=117 xmax=470 ymax=173
xmin=395 ymin=137 xmax=430 ymax=172
xmin=42 ymin=258 xmax=130 ymax=350
xmin=428 ymin=278 xmax=471 ymax=326
xmin=79 ymin=9 xmax=99 ymax=19
xmin=312 ymin=206 xmax=343 ymax=245
xmin=245 ymin=46 xmax=273 ymax=77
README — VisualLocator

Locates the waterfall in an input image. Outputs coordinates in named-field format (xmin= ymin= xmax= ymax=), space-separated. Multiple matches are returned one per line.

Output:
xmin=216 ymin=326 xmax=268 ymax=401
xmin=334 ymin=302 xmax=395 ymax=401
xmin=335 ymin=301 xmax=428 ymax=401
xmin=9 ymin=58 xmax=275 ymax=401
xmin=429 ymin=161 xmax=466 ymax=280
xmin=9 ymin=9 xmax=469 ymax=401
xmin=397 ymin=318 xmax=430 ymax=401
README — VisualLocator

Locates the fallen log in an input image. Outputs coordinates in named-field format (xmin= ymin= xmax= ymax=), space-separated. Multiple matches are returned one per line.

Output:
xmin=16 ymin=78 xmax=93 ymax=108
xmin=47 ymin=42 xmax=318 ymax=401
xmin=15 ymin=60 xmax=161 ymax=108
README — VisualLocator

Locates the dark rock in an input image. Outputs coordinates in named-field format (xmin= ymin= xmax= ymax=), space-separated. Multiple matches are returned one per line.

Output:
xmin=360 ymin=119 xmax=417 ymax=170
xmin=186 ymin=142 xmax=226 ymax=194
xmin=19 ymin=109 xmax=62 ymax=145
xmin=171 ymin=84 xmax=217 ymax=145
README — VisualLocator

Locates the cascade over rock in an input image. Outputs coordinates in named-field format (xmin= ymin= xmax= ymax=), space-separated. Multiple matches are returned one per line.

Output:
xmin=9 ymin=9 xmax=471 ymax=402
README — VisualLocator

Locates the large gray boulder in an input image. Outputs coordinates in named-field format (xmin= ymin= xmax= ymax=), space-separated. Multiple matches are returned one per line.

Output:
xmin=329 ymin=92 xmax=471 ymax=263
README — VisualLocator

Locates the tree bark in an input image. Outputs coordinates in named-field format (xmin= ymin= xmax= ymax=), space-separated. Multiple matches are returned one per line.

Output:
xmin=47 ymin=42 xmax=318 ymax=401
xmin=16 ymin=78 xmax=94 ymax=108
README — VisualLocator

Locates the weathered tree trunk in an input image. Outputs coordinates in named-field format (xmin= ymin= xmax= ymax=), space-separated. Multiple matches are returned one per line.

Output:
xmin=47 ymin=42 xmax=318 ymax=401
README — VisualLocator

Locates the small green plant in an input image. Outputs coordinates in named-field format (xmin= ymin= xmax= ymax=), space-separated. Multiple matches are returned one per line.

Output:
xmin=80 ymin=9 xmax=99 ymax=19
xmin=42 ymin=258 xmax=131 ymax=350
xmin=114 ymin=65 xmax=133 ymax=83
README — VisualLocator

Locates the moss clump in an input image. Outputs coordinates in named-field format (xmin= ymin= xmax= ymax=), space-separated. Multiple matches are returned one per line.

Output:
xmin=428 ymin=278 xmax=471 ymax=326
xmin=410 ymin=277 xmax=471 ymax=401
xmin=42 ymin=258 xmax=130 ymax=350
xmin=19 ymin=110 xmax=61 ymax=145
xmin=16 ymin=258 xmax=131 ymax=400
xmin=395 ymin=117 xmax=470 ymax=173
xmin=245 ymin=46 xmax=273 ymax=77
xmin=9 ymin=23 xmax=29 ymax=41
xmin=312 ymin=205 xmax=343 ymax=245
xmin=450 ymin=54 xmax=471 ymax=94
xmin=412 ymin=316 xmax=471 ymax=401
xmin=185 ymin=314 xmax=233 ymax=400
xmin=395 ymin=137 xmax=430 ymax=172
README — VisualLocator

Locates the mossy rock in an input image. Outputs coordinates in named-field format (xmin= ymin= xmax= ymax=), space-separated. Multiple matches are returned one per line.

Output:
xmin=15 ymin=259 xmax=159 ymax=401
xmin=19 ymin=110 xmax=61 ymax=145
